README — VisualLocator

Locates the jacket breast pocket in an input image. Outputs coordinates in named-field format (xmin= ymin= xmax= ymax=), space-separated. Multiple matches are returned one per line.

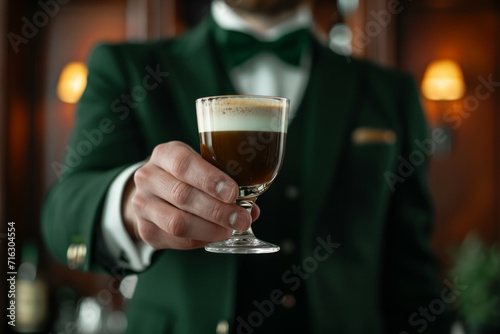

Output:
xmin=319 ymin=128 xmax=400 ymax=244
xmin=337 ymin=127 xmax=400 ymax=202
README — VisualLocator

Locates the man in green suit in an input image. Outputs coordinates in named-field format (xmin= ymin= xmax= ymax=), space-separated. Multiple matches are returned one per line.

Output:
xmin=42 ymin=0 xmax=452 ymax=333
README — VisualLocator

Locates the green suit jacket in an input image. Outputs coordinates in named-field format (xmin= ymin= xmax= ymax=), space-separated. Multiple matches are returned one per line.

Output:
xmin=42 ymin=17 xmax=451 ymax=334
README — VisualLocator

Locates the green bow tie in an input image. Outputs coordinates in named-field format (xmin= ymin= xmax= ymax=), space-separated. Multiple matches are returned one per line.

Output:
xmin=213 ymin=25 xmax=311 ymax=68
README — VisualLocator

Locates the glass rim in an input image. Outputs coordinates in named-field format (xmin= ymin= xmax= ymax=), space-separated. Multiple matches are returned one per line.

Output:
xmin=195 ymin=95 xmax=289 ymax=104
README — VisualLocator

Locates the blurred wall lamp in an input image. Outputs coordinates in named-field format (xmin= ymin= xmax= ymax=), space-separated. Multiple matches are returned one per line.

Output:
xmin=421 ymin=59 xmax=465 ymax=101
xmin=57 ymin=62 xmax=88 ymax=104
xmin=420 ymin=59 xmax=466 ymax=154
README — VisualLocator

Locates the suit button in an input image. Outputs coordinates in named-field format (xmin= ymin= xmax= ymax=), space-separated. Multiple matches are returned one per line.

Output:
xmin=216 ymin=320 xmax=229 ymax=334
xmin=285 ymin=185 xmax=300 ymax=200
xmin=67 ymin=244 xmax=76 ymax=269
xmin=67 ymin=243 xmax=87 ymax=270
xmin=281 ymin=239 xmax=295 ymax=255
xmin=282 ymin=294 xmax=296 ymax=308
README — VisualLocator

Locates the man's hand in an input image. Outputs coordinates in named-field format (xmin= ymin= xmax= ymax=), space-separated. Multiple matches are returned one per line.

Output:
xmin=122 ymin=141 xmax=259 ymax=250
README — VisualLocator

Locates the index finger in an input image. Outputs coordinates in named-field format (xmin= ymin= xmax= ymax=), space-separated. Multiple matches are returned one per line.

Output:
xmin=151 ymin=141 xmax=239 ymax=203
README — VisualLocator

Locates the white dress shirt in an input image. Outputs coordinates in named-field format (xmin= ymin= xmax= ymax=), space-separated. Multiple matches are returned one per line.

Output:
xmin=100 ymin=1 xmax=313 ymax=272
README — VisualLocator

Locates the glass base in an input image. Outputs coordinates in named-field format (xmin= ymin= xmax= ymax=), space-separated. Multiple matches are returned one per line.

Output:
xmin=205 ymin=235 xmax=280 ymax=254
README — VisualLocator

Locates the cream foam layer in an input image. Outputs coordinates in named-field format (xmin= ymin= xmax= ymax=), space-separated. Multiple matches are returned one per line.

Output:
xmin=196 ymin=96 xmax=289 ymax=133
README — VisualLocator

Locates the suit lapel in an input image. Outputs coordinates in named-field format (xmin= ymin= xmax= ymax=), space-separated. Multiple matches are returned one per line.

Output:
xmin=158 ymin=17 xmax=238 ymax=146
xmin=300 ymin=42 xmax=360 ymax=251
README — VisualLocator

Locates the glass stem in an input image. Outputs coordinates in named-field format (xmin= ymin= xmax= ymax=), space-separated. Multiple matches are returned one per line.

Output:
xmin=232 ymin=199 xmax=256 ymax=237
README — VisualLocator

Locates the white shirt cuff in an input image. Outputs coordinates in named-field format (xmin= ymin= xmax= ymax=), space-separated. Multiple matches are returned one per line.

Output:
xmin=101 ymin=161 xmax=155 ymax=272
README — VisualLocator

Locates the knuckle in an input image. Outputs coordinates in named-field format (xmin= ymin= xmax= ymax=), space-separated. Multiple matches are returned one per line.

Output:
xmin=183 ymin=238 xmax=197 ymax=249
xmin=153 ymin=142 xmax=171 ymax=157
xmin=199 ymin=170 xmax=215 ymax=192
xmin=152 ymin=142 xmax=181 ymax=163
xmin=169 ymin=149 xmax=192 ymax=177
xmin=170 ymin=181 xmax=192 ymax=207
xmin=131 ymin=193 xmax=146 ymax=213
xmin=133 ymin=166 xmax=149 ymax=185
xmin=166 ymin=211 xmax=188 ymax=238
xmin=211 ymin=201 xmax=226 ymax=224
xmin=137 ymin=219 xmax=154 ymax=242
xmin=168 ymin=140 xmax=184 ymax=148
xmin=151 ymin=144 xmax=165 ymax=161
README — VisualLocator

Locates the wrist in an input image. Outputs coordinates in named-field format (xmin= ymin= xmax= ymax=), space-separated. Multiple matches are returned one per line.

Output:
xmin=122 ymin=175 xmax=140 ymax=241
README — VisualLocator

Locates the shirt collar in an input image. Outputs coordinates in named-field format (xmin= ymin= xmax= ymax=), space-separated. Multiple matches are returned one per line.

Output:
xmin=211 ymin=0 xmax=313 ymax=42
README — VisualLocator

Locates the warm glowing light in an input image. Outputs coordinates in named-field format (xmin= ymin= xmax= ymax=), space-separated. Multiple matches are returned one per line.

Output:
xmin=57 ymin=62 xmax=88 ymax=103
xmin=421 ymin=60 xmax=465 ymax=101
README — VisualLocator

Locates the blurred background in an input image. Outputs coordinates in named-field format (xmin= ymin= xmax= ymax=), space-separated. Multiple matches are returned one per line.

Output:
xmin=1 ymin=0 xmax=499 ymax=333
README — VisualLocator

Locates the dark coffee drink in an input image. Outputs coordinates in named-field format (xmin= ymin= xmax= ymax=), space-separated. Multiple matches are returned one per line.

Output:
xmin=200 ymin=130 xmax=286 ymax=186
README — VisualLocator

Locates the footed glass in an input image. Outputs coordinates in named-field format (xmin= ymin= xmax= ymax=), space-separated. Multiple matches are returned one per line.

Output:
xmin=196 ymin=95 xmax=289 ymax=254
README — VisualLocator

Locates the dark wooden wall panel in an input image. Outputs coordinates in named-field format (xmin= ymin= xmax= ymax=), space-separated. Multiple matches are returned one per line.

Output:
xmin=398 ymin=5 xmax=500 ymax=266
xmin=0 ymin=0 xmax=8 ymax=327
xmin=39 ymin=0 xmax=129 ymax=310
xmin=2 ymin=1 xmax=39 ymax=332
xmin=42 ymin=1 xmax=128 ymax=189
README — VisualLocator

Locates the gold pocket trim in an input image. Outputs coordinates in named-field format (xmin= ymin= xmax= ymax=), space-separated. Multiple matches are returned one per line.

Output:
xmin=352 ymin=127 xmax=396 ymax=145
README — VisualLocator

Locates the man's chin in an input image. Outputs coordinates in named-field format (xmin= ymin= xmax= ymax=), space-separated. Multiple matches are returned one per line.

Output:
xmin=223 ymin=0 xmax=305 ymax=16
